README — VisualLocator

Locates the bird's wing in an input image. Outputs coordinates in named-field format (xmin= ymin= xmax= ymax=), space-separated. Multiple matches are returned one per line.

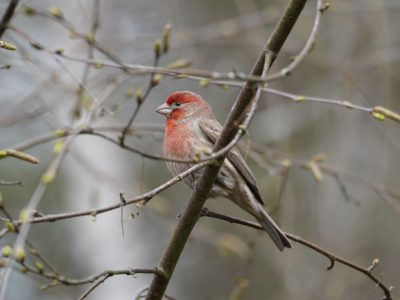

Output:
xmin=198 ymin=118 xmax=264 ymax=205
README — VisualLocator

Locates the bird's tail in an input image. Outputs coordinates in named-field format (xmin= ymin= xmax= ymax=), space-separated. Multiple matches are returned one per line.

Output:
xmin=254 ymin=204 xmax=291 ymax=251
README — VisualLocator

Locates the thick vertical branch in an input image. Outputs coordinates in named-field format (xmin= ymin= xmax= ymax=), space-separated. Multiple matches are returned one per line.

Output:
xmin=145 ymin=0 xmax=308 ymax=299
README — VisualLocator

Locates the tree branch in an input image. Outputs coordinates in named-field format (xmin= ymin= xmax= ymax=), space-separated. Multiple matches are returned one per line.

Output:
xmin=199 ymin=208 xmax=393 ymax=300
xmin=0 ymin=0 xmax=19 ymax=38
xmin=9 ymin=23 xmax=400 ymax=125
xmin=4 ymin=162 xmax=209 ymax=226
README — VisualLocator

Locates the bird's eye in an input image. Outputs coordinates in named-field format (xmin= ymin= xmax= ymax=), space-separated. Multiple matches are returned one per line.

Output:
xmin=173 ymin=102 xmax=181 ymax=108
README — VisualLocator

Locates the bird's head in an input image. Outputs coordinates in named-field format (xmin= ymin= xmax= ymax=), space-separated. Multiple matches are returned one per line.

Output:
xmin=155 ymin=91 xmax=213 ymax=121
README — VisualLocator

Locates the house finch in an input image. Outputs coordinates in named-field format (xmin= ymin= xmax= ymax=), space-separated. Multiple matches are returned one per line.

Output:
xmin=156 ymin=91 xmax=291 ymax=251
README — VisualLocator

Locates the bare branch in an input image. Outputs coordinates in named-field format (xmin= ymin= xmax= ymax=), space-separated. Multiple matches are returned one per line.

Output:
xmin=8 ymin=23 xmax=400 ymax=124
xmin=21 ymin=4 xmax=126 ymax=67
xmin=265 ymin=0 xmax=327 ymax=81
xmin=0 ymin=0 xmax=19 ymax=38
xmin=200 ymin=208 xmax=393 ymax=300
xmin=73 ymin=0 xmax=102 ymax=118
xmin=7 ymin=162 xmax=208 ymax=225
xmin=119 ymin=24 xmax=171 ymax=145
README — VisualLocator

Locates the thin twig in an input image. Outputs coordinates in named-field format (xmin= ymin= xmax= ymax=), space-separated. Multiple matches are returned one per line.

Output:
xmin=8 ymin=125 xmax=262 ymax=164
xmin=9 ymin=24 xmax=400 ymax=123
xmin=248 ymin=144 xmax=400 ymax=208
xmin=78 ymin=276 xmax=109 ymax=300
xmin=265 ymin=0 xmax=327 ymax=82
xmin=6 ymin=124 xmax=400 ymax=214
xmin=0 ymin=207 xmax=57 ymax=274
xmin=119 ymin=40 xmax=163 ymax=145
xmin=74 ymin=0 xmax=101 ymax=118
xmin=21 ymin=5 xmax=126 ymax=67
xmin=16 ymin=261 xmax=162 ymax=290
xmin=0 ymin=134 xmax=78 ymax=300
xmin=0 ymin=18 xmax=123 ymax=298
xmin=200 ymin=208 xmax=393 ymax=300
xmin=6 ymin=162 xmax=209 ymax=226
xmin=9 ymin=124 xmax=162 ymax=151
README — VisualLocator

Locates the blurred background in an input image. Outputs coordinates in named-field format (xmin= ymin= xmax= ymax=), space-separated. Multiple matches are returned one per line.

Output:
xmin=1 ymin=0 xmax=399 ymax=299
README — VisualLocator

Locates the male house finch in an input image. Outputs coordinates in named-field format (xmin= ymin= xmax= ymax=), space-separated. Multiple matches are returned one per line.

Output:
xmin=156 ymin=91 xmax=291 ymax=251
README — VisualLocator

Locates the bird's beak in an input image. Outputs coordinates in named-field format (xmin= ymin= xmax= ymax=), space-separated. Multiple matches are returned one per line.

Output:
xmin=155 ymin=103 xmax=172 ymax=116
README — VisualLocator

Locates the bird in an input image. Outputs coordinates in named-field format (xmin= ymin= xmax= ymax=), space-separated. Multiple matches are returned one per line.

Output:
xmin=155 ymin=91 xmax=291 ymax=251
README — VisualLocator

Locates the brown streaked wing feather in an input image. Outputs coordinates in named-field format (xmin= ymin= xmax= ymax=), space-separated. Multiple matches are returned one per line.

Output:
xmin=198 ymin=118 xmax=264 ymax=205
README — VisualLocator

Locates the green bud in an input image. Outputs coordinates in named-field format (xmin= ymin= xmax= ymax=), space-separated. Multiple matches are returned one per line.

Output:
xmin=294 ymin=96 xmax=305 ymax=103
xmin=199 ymin=79 xmax=210 ymax=87
xmin=35 ymin=262 xmax=45 ymax=272
xmin=167 ymin=59 xmax=191 ymax=69
xmin=136 ymin=89 xmax=143 ymax=104
xmin=54 ymin=48 xmax=64 ymax=55
xmin=372 ymin=111 xmax=385 ymax=121
xmin=22 ymin=6 xmax=36 ymax=16
xmin=152 ymin=73 xmax=162 ymax=86
xmin=49 ymin=6 xmax=62 ymax=18
xmin=1 ymin=246 xmax=12 ymax=257
xmin=15 ymin=247 xmax=26 ymax=263
xmin=68 ymin=31 xmax=78 ymax=39
xmin=41 ymin=170 xmax=55 ymax=184
xmin=5 ymin=221 xmax=16 ymax=232
xmin=153 ymin=39 xmax=162 ymax=56
xmin=162 ymin=23 xmax=172 ymax=53
xmin=53 ymin=140 xmax=65 ymax=154
xmin=54 ymin=129 xmax=67 ymax=137
xmin=19 ymin=209 xmax=32 ymax=223
xmin=94 ymin=62 xmax=103 ymax=69
xmin=86 ymin=32 xmax=95 ymax=44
